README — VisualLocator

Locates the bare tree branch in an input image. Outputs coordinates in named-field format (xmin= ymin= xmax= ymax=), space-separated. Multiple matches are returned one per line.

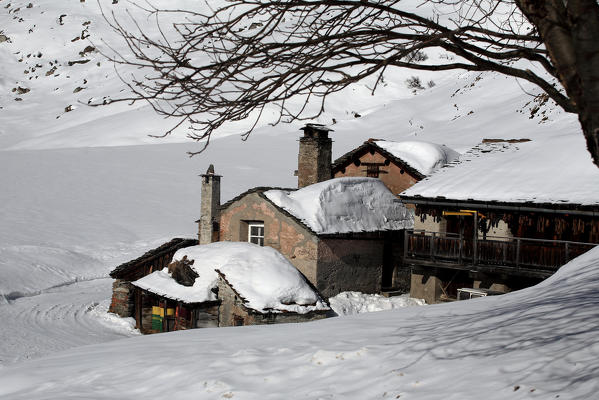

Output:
xmin=99 ymin=0 xmax=598 ymax=164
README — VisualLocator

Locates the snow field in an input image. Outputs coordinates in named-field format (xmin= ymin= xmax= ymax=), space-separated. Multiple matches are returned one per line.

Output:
xmin=1 ymin=247 xmax=598 ymax=399
xmin=329 ymin=292 xmax=425 ymax=316
xmin=0 ymin=2 xmax=596 ymax=398
xmin=0 ymin=278 xmax=138 ymax=365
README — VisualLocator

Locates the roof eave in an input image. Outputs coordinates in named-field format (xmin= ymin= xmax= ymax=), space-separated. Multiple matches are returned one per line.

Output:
xmin=399 ymin=195 xmax=599 ymax=216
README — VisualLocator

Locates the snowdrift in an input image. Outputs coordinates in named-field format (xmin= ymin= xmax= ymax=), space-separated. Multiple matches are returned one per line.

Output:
xmin=1 ymin=247 xmax=598 ymax=399
xmin=265 ymin=177 xmax=413 ymax=234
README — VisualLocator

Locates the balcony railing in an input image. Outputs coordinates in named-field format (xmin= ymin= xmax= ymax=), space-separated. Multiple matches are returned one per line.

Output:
xmin=404 ymin=230 xmax=597 ymax=274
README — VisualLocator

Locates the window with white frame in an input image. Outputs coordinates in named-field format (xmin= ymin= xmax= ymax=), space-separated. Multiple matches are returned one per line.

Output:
xmin=248 ymin=222 xmax=264 ymax=246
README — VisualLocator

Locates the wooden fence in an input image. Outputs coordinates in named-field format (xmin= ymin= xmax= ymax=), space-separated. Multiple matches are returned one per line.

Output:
xmin=404 ymin=230 xmax=597 ymax=273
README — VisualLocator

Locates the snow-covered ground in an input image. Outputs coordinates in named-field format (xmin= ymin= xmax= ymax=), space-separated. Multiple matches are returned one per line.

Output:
xmin=1 ymin=247 xmax=598 ymax=399
xmin=329 ymin=292 xmax=425 ymax=316
xmin=0 ymin=278 xmax=138 ymax=365
xmin=1 ymin=1 xmax=597 ymax=398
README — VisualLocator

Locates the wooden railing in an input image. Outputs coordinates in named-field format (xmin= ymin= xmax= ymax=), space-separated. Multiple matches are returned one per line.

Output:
xmin=404 ymin=230 xmax=597 ymax=273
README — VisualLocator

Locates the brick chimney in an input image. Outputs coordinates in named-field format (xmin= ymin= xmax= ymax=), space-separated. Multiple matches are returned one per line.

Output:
xmin=198 ymin=164 xmax=221 ymax=245
xmin=297 ymin=123 xmax=333 ymax=188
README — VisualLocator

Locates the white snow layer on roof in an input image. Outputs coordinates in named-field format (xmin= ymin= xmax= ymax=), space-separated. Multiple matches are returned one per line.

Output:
xmin=265 ymin=177 xmax=413 ymax=234
xmin=401 ymin=136 xmax=599 ymax=205
xmin=132 ymin=269 xmax=215 ymax=304
xmin=134 ymin=242 xmax=328 ymax=314
xmin=373 ymin=140 xmax=460 ymax=175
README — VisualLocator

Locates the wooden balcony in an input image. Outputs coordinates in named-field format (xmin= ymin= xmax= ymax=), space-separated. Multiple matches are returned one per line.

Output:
xmin=404 ymin=230 xmax=598 ymax=278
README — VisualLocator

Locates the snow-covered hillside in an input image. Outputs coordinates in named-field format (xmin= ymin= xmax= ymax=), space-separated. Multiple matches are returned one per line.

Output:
xmin=0 ymin=0 xmax=580 ymax=153
xmin=1 ymin=1 xmax=597 ymax=397
xmin=0 ymin=0 xmax=584 ymax=301
xmin=2 ymin=247 xmax=598 ymax=399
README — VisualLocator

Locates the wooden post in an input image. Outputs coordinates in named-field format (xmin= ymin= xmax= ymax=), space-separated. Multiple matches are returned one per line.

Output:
xmin=404 ymin=230 xmax=410 ymax=260
xmin=430 ymin=232 xmax=436 ymax=260
xmin=473 ymin=212 xmax=478 ymax=266
xmin=162 ymin=301 xmax=167 ymax=333
xmin=516 ymin=238 xmax=521 ymax=268
xmin=565 ymin=242 xmax=570 ymax=264
xmin=459 ymin=231 xmax=463 ymax=264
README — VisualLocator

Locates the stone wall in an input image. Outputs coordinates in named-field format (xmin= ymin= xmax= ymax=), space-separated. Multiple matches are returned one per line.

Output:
xmin=219 ymin=192 xmax=320 ymax=286
xmin=199 ymin=172 xmax=221 ymax=245
xmin=195 ymin=304 xmax=219 ymax=328
xmin=217 ymin=277 xmax=326 ymax=327
xmin=410 ymin=268 xmax=443 ymax=304
xmin=298 ymin=135 xmax=332 ymax=188
xmin=108 ymin=279 xmax=134 ymax=318
xmin=316 ymin=237 xmax=386 ymax=297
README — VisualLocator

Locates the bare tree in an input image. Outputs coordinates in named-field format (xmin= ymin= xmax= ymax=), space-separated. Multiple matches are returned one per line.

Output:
xmin=103 ymin=0 xmax=599 ymax=166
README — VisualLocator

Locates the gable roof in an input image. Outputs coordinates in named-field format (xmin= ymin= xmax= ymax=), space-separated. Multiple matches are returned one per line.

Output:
xmin=109 ymin=238 xmax=197 ymax=279
xmin=264 ymin=177 xmax=413 ymax=235
xmin=400 ymin=137 xmax=599 ymax=207
xmin=218 ymin=186 xmax=297 ymax=211
xmin=332 ymin=139 xmax=458 ymax=178
xmin=132 ymin=242 xmax=329 ymax=314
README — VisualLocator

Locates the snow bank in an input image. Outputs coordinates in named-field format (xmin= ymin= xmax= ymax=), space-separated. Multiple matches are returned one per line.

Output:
xmin=402 ymin=137 xmax=599 ymax=205
xmin=3 ymin=247 xmax=599 ymax=399
xmin=329 ymin=291 xmax=425 ymax=316
xmin=265 ymin=177 xmax=413 ymax=234
xmin=374 ymin=140 xmax=459 ymax=175
xmin=134 ymin=242 xmax=328 ymax=313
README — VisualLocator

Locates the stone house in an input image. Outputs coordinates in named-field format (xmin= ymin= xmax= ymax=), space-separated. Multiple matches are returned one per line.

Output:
xmin=332 ymin=139 xmax=458 ymax=196
xmin=108 ymin=124 xmax=455 ymax=328
xmin=399 ymin=139 xmax=599 ymax=304
xmin=128 ymin=242 xmax=329 ymax=333
xmin=198 ymin=125 xmax=414 ymax=297
xmin=213 ymin=178 xmax=412 ymax=298
xmin=109 ymin=238 xmax=198 ymax=321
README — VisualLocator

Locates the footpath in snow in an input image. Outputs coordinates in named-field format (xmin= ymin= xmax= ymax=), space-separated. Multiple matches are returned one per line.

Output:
xmin=0 ymin=278 xmax=138 ymax=366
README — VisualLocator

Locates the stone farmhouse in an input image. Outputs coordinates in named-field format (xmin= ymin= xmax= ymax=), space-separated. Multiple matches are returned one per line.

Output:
xmin=400 ymin=139 xmax=599 ymax=304
xmin=109 ymin=123 xmax=459 ymax=332
xmin=332 ymin=138 xmax=458 ymax=196
xmin=128 ymin=242 xmax=329 ymax=333
xmin=211 ymin=176 xmax=412 ymax=298
xmin=198 ymin=125 xmax=455 ymax=297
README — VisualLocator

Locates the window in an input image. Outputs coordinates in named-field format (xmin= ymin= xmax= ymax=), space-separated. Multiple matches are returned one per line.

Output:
xmin=366 ymin=163 xmax=380 ymax=178
xmin=248 ymin=222 xmax=264 ymax=246
xmin=362 ymin=162 xmax=388 ymax=178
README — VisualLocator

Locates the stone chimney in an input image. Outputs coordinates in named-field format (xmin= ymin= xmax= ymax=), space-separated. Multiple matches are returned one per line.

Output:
xmin=198 ymin=164 xmax=221 ymax=245
xmin=297 ymin=123 xmax=333 ymax=188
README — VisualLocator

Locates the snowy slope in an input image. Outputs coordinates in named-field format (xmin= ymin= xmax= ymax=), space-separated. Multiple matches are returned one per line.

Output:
xmin=0 ymin=278 xmax=138 ymax=365
xmin=0 ymin=1 xmax=579 ymax=154
xmin=0 ymin=0 xmax=596 ymax=382
xmin=1 ymin=247 xmax=598 ymax=399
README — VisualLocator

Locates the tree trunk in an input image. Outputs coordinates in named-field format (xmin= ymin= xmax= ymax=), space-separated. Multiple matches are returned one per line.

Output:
xmin=516 ymin=0 xmax=599 ymax=167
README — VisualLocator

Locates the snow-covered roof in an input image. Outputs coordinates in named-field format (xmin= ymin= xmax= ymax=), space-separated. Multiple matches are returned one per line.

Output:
xmin=401 ymin=137 xmax=599 ymax=205
xmin=373 ymin=140 xmax=459 ymax=175
xmin=132 ymin=242 xmax=328 ymax=314
xmin=264 ymin=177 xmax=413 ymax=235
